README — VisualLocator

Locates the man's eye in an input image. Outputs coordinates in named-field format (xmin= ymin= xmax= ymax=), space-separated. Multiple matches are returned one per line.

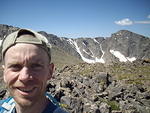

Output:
xmin=31 ymin=64 xmax=43 ymax=69
xmin=9 ymin=64 xmax=22 ymax=71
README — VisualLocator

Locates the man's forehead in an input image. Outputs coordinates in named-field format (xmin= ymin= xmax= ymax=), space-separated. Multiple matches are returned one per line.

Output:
xmin=5 ymin=43 xmax=44 ymax=54
xmin=5 ymin=54 xmax=47 ymax=66
xmin=6 ymin=58 xmax=45 ymax=64
xmin=4 ymin=43 xmax=49 ymax=63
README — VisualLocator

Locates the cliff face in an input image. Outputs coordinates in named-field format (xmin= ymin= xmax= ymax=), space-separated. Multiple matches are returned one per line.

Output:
xmin=0 ymin=24 xmax=150 ymax=65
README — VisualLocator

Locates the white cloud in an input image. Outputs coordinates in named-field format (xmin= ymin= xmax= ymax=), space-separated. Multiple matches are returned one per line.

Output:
xmin=115 ymin=15 xmax=150 ymax=26
xmin=135 ymin=21 xmax=150 ymax=24
xmin=115 ymin=18 xmax=133 ymax=26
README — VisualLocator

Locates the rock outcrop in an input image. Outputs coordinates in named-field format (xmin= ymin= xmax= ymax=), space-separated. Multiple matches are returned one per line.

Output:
xmin=46 ymin=62 xmax=150 ymax=113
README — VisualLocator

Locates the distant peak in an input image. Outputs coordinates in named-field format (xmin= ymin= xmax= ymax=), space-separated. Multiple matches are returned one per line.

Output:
xmin=116 ymin=30 xmax=133 ymax=35
xmin=111 ymin=30 xmax=136 ymax=38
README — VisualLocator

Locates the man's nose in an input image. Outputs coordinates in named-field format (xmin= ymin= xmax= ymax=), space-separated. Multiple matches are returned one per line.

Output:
xmin=18 ymin=67 xmax=32 ymax=82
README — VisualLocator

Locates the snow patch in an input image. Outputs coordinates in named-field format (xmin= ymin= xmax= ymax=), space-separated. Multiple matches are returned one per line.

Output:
xmin=93 ymin=38 xmax=99 ymax=44
xmin=67 ymin=39 xmax=75 ymax=48
xmin=71 ymin=40 xmax=105 ymax=63
xmin=73 ymin=40 xmax=95 ymax=63
xmin=127 ymin=57 xmax=136 ymax=62
xmin=110 ymin=50 xmax=136 ymax=62
xmin=83 ymin=42 xmax=87 ymax=46
xmin=83 ymin=49 xmax=90 ymax=55
xmin=99 ymin=44 xmax=105 ymax=63
xmin=93 ymin=38 xmax=105 ymax=63
xmin=110 ymin=50 xmax=128 ymax=62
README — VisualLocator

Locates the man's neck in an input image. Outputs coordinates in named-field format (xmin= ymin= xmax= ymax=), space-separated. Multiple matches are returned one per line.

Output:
xmin=15 ymin=97 xmax=49 ymax=113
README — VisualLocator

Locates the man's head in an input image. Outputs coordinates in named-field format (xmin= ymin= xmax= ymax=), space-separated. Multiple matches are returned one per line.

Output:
xmin=1 ymin=29 xmax=51 ymax=62
xmin=1 ymin=29 xmax=54 ymax=107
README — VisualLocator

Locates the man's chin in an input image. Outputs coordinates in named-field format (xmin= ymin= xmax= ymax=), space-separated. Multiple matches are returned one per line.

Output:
xmin=14 ymin=96 xmax=35 ymax=107
xmin=9 ymin=88 xmax=46 ymax=107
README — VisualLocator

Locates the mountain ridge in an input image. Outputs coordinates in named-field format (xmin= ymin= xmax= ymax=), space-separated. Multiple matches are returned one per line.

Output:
xmin=0 ymin=24 xmax=150 ymax=65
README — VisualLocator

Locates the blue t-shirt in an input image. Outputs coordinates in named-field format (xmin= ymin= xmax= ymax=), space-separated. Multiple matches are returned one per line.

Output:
xmin=42 ymin=100 xmax=57 ymax=113
xmin=11 ymin=101 xmax=67 ymax=113
xmin=0 ymin=94 xmax=68 ymax=113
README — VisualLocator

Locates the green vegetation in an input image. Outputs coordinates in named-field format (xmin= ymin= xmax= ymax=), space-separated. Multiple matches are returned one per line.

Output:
xmin=60 ymin=103 xmax=69 ymax=109
xmin=101 ymin=98 xmax=120 ymax=110
xmin=108 ymin=61 xmax=150 ymax=90
xmin=107 ymin=100 xmax=120 ymax=110
xmin=51 ymin=46 xmax=83 ymax=68
xmin=59 ymin=60 xmax=150 ymax=90
xmin=77 ymin=63 xmax=106 ymax=76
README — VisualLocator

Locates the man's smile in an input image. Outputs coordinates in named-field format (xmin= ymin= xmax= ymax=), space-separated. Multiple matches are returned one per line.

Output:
xmin=16 ymin=87 xmax=37 ymax=96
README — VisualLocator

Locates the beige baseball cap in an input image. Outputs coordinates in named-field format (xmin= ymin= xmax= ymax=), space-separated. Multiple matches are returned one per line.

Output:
xmin=1 ymin=29 xmax=51 ymax=61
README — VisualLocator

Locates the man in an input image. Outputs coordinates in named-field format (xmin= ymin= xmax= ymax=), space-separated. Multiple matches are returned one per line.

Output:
xmin=0 ymin=29 xmax=68 ymax=113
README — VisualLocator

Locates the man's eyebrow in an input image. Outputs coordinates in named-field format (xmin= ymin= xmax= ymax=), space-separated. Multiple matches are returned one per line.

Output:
xmin=5 ymin=62 xmax=20 ymax=68
xmin=6 ymin=62 xmax=20 ymax=65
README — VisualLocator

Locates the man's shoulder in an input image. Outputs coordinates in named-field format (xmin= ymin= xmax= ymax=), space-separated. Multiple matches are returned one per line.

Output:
xmin=45 ymin=93 xmax=68 ymax=113
xmin=0 ymin=97 xmax=14 ymax=105
xmin=0 ymin=97 xmax=15 ymax=112
xmin=43 ymin=100 xmax=68 ymax=113
xmin=0 ymin=95 xmax=69 ymax=113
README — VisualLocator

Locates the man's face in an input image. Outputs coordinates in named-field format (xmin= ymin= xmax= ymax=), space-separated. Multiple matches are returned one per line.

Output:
xmin=3 ymin=43 xmax=54 ymax=106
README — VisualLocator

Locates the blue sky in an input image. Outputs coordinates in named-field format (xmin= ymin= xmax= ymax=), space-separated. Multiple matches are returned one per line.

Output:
xmin=0 ymin=0 xmax=150 ymax=38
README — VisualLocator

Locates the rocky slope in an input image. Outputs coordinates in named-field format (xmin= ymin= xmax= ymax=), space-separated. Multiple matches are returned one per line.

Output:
xmin=1 ymin=60 xmax=150 ymax=113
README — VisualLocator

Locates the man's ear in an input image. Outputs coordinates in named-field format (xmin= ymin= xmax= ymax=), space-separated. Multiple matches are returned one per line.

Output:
xmin=48 ymin=63 xmax=54 ymax=80
xmin=2 ymin=65 xmax=6 ymax=83
xmin=2 ymin=65 xmax=5 ymax=69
